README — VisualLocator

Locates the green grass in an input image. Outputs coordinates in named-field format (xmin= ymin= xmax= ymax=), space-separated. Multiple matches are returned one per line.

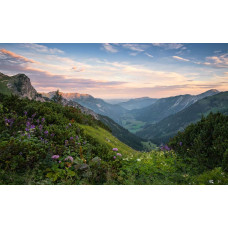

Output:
xmin=79 ymin=124 xmax=138 ymax=156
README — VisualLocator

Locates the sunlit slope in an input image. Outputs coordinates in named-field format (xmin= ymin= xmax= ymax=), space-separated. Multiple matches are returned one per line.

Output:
xmin=79 ymin=124 xmax=138 ymax=156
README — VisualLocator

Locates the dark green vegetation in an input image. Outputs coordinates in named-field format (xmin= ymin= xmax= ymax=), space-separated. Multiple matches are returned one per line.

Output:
xmin=1 ymin=92 xmax=228 ymax=185
xmin=98 ymin=115 xmax=144 ymax=151
xmin=137 ymin=92 xmax=228 ymax=144
xmin=169 ymin=113 xmax=228 ymax=172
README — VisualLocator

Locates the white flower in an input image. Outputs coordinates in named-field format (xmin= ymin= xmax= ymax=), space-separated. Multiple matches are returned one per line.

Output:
xmin=137 ymin=159 xmax=141 ymax=162
xmin=209 ymin=180 xmax=214 ymax=184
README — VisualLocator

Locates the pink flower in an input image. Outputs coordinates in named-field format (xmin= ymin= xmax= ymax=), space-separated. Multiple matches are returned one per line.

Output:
xmin=112 ymin=148 xmax=118 ymax=151
xmin=65 ymin=156 xmax=74 ymax=162
xmin=113 ymin=156 xmax=116 ymax=159
xmin=116 ymin=153 xmax=122 ymax=157
xmin=52 ymin=155 xmax=60 ymax=159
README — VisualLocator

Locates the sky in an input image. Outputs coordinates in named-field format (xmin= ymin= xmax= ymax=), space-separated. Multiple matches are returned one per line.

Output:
xmin=0 ymin=43 xmax=228 ymax=99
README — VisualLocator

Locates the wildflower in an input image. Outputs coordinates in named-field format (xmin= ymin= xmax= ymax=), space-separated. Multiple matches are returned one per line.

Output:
xmin=69 ymin=123 xmax=72 ymax=126
xmin=59 ymin=161 xmax=61 ymax=163
xmin=164 ymin=145 xmax=171 ymax=151
xmin=76 ymin=136 xmax=79 ymax=140
xmin=113 ymin=156 xmax=116 ymax=159
xmin=70 ymin=136 xmax=74 ymax=140
xmin=32 ymin=113 xmax=36 ymax=118
xmin=39 ymin=125 xmax=43 ymax=131
xmin=44 ymin=130 xmax=48 ymax=135
xmin=137 ymin=159 xmax=141 ymax=162
xmin=36 ymin=119 xmax=40 ymax=124
xmin=41 ymin=117 xmax=45 ymax=123
xmin=25 ymin=128 xmax=29 ymax=132
xmin=24 ymin=111 xmax=28 ymax=116
xmin=179 ymin=142 xmax=183 ymax=146
xmin=51 ymin=133 xmax=55 ymax=137
xmin=65 ymin=156 xmax=73 ymax=162
xmin=30 ymin=124 xmax=35 ymax=129
xmin=112 ymin=148 xmax=118 ymax=151
xmin=19 ymin=152 xmax=23 ymax=156
xmin=83 ymin=141 xmax=86 ymax=144
xmin=52 ymin=155 xmax=60 ymax=159
xmin=65 ymin=140 xmax=69 ymax=145
xmin=116 ymin=153 xmax=122 ymax=157
xmin=78 ymin=142 xmax=81 ymax=145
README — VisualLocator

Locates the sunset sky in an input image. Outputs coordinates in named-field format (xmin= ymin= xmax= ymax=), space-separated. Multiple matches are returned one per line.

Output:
xmin=0 ymin=43 xmax=228 ymax=99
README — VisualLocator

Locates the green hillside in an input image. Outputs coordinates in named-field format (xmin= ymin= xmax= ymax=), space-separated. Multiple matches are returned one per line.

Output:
xmin=137 ymin=92 xmax=228 ymax=144
xmin=1 ymin=92 xmax=228 ymax=185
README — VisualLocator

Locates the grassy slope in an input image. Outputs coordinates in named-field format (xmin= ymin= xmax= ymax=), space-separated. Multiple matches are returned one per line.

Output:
xmin=80 ymin=124 xmax=138 ymax=156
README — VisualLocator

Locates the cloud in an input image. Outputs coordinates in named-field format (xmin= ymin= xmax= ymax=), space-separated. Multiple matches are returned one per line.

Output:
xmin=21 ymin=44 xmax=64 ymax=54
xmin=152 ymin=43 xmax=184 ymax=50
xmin=204 ymin=53 xmax=228 ymax=68
xmin=102 ymin=43 xmax=118 ymax=53
xmin=0 ymin=48 xmax=37 ymax=63
xmin=121 ymin=44 xmax=149 ymax=52
xmin=72 ymin=66 xmax=85 ymax=72
xmin=145 ymin=53 xmax=153 ymax=58
xmin=173 ymin=56 xmax=190 ymax=62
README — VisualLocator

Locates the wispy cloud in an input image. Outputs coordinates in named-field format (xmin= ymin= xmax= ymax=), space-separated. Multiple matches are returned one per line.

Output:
xmin=204 ymin=53 xmax=228 ymax=68
xmin=145 ymin=53 xmax=153 ymax=58
xmin=121 ymin=44 xmax=149 ymax=52
xmin=102 ymin=43 xmax=118 ymax=53
xmin=152 ymin=43 xmax=184 ymax=50
xmin=21 ymin=44 xmax=64 ymax=54
xmin=0 ymin=48 xmax=37 ymax=63
xmin=173 ymin=56 xmax=190 ymax=62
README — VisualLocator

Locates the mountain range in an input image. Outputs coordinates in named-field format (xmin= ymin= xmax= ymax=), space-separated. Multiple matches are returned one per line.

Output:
xmin=136 ymin=91 xmax=228 ymax=144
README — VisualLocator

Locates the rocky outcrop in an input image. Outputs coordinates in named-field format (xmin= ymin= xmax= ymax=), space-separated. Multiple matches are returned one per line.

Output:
xmin=0 ymin=72 xmax=45 ymax=101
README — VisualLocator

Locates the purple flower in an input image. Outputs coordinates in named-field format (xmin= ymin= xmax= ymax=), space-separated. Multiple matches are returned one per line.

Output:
xmin=164 ymin=145 xmax=171 ymax=151
xmin=51 ymin=133 xmax=55 ymax=137
xmin=30 ymin=124 xmax=35 ymax=129
xmin=113 ymin=156 xmax=116 ymax=159
xmin=83 ymin=141 xmax=86 ymax=144
xmin=19 ymin=152 xmax=23 ymax=156
xmin=69 ymin=123 xmax=72 ymax=126
xmin=32 ymin=113 xmax=36 ymax=118
xmin=59 ymin=161 xmax=61 ymax=163
xmin=179 ymin=142 xmax=183 ymax=146
xmin=44 ymin=130 xmax=48 ymax=135
xmin=112 ymin=148 xmax=118 ymax=151
xmin=70 ymin=137 xmax=74 ymax=140
xmin=41 ymin=118 xmax=45 ymax=123
xmin=65 ymin=156 xmax=73 ymax=162
xmin=24 ymin=111 xmax=27 ymax=116
xmin=116 ymin=153 xmax=122 ymax=157
xmin=25 ymin=128 xmax=29 ymax=132
xmin=65 ymin=140 xmax=69 ymax=145
xmin=39 ymin=125 xmax=43 ymax=131
xmin=76 ymin=136 xmax=79 ymax=140
xmin=52 ymin=155 xmax=60 ymax=159
xmin=36 ymin=119 xmax=40 ymax=124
